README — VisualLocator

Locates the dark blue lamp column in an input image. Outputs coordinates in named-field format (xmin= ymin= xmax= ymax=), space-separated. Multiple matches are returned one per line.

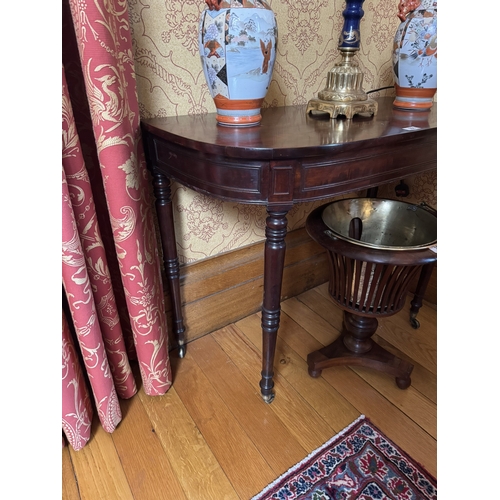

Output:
xmin=307 ymin=0 xmax=377 ymax=119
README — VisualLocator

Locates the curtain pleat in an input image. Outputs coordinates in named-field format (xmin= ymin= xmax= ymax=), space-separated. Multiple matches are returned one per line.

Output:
xmin=62 ymin=309 xmax=94 ymax=450
xmin=63 ymin=67 xmax=137 ymax=400
xmin=62 ymin=152 xmax=123 ymax=432
xmin=62 ymin=0 xmax=172 ymax=449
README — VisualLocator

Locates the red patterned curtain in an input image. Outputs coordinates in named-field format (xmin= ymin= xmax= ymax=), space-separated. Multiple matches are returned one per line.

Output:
xmin=62 ymin=0 xmax=172 ymax=450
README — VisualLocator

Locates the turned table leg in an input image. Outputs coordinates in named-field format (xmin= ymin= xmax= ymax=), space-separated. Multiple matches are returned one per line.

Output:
xmin=260 ymin=209 xmax=288 ymax=403
xmin=409 ymin=262 xmax=435 ymax=329
xmin=151 ymin=169 xmax=186 ymax=358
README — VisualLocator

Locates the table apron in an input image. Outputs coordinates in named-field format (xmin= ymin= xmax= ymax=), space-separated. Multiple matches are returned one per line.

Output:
xmin=152 ymin=137 xmax=270 ymax=202
xmin=296 ymin=134 xmax=437 ymax=200
xmin=150 ymin=135 xmax=437 ymax=205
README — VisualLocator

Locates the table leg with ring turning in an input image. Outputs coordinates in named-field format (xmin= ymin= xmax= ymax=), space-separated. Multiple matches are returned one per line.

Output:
xmin=259 ymin=209 xmax=289 ymax=403
xmin=151 ymin=169 xmax=186 ymax=358
xmin=409 ymin=262 xmax=435 ymax=329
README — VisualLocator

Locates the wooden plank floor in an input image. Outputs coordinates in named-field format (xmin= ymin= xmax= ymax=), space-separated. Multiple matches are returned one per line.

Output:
xmin=63 ymin=282 xmax=437 ymax=500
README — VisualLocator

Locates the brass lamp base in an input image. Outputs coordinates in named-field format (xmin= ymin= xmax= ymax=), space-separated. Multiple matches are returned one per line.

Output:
xmin=306 ymin=98 xmax=377 ymax=119
xmin=307 ymin=44 xmax=378 ymax=120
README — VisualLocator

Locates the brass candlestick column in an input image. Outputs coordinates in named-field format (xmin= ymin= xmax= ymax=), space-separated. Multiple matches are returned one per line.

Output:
xmin=307 ymin=0 xmax=377 ymax=119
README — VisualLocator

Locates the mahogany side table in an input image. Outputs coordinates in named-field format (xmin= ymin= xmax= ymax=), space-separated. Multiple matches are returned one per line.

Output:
xmin=140 ymin=97 xmax=437 ymax=403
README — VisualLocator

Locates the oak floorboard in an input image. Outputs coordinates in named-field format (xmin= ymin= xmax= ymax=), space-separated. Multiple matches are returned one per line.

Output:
xmin=235 ymin=312 xmax=361 ymax=432
xmin=274 ymin=299 xmax=437 ymax=477
xmin=188 ymin=332 xmax=309 ymax=476
xmin=237 ymin=308 xmax=436 ymax=451
xmin=62 ymin=445 xmax=80 ymax=500
xmin=280 ymin=297 xmax=340 ymax=346
xmin=349 ymin=365 xmax=437 ymax=439
xmin=111 ymin=394 xmax=187 ymax=500
xmin=138 ymin=381 xmax=238 ymax=500
xmin=295 ymin=285 xmax=344 ymax=333
xmin=372 ymin=333 xmax=437 ymax=404
xmin=212 ymin=324 xmax=336 ymax=453
xmin=68 ymin=416 xmax=135 ymax=500
xmin=376 ymin=315 xmax=437 ymax=375
xmin=320 ymin=366 xmax=437 ymax=478
xmin=63 ymin=282 xmax=437 ymax=499
xmin=170 ymin=349 xmax=275 ymax=500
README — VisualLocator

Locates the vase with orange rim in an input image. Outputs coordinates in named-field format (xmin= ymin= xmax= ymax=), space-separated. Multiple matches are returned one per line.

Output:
xmin=392 ymin=0 xmax=437 ymax=110
xmin=199 ymin=0 xmax=278 ymax=126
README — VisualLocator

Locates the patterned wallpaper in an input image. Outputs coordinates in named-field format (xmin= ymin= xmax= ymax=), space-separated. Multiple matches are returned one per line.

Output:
xmin=128 ymin=0 xmax=437 ymax=264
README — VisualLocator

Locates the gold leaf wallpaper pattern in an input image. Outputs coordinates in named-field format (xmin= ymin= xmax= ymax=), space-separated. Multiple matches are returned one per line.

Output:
xmin=129 ymin=0 xmax=437 ymax=263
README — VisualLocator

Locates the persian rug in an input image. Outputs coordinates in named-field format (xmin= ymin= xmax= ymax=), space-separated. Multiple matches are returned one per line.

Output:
xmin=251 ymin=415 xmax=436 ymax=500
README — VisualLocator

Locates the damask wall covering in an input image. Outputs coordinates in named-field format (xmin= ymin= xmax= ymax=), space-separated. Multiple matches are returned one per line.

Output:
xmin=128 ymin=0 xmax=437 ymax=264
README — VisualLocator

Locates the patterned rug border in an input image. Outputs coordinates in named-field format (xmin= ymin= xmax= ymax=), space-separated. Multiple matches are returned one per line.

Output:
xmin=251 ymin=414 xmax=437 ymax=500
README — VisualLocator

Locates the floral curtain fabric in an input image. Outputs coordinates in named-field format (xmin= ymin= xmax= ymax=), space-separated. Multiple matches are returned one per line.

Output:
xmin=62 ymin=0 xmax=172 ymax=450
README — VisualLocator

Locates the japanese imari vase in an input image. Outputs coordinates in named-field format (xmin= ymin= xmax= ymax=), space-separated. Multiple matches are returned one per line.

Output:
xmin=392 ymin=0 xmax=437 ymax=110
xmin=199 ymin=0 xmax=277 ymax=126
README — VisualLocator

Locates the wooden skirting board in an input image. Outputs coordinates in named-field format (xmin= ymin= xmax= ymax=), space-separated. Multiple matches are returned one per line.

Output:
xmin=161 ymin=227 xmax=437 ymax=350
